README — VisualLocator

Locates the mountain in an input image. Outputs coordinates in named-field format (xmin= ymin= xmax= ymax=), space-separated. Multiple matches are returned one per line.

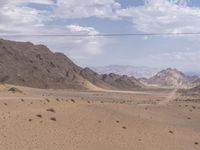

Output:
xmin=188 ymin=85 xmax=200 ymax=93
xmin=80 ymin=68 xmax=143 ymax=90
xmin=91 ymin=65 xmax=160 ymax=78
xmin=100 ymin=73 xmax=144 ymax=90
xmin=146 ymin=68 xmax=198 ymax=87
xmin=0 ymin=39 xmax=91 ymax=89
xmin=80 ymin=68 xmax=114 ymax=90
xmin=178 ymin=84 xmax=200 ymax=95
xmin=192 ymin=78 xmax=200 ymax=86
xmin=0 ymin=39 xmax=143 ymax=90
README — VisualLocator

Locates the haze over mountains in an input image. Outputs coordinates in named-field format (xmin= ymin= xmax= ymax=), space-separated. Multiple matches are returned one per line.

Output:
xmin=92 ymin=65 xmax=200 ymax=88
xmin=92 ymin=65 xmax=200 ymax=79
xmin=91 ymin=65 xmax=160 ymax=78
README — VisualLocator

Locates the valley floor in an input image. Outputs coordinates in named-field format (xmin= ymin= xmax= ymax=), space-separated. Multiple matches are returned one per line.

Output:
xmin=0 ymin=84 xmax=200 ymax=150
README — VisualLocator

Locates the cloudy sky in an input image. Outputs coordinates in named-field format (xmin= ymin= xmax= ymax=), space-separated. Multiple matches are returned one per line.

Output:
xmin=0 ymin=0 xmax=200 ymax=72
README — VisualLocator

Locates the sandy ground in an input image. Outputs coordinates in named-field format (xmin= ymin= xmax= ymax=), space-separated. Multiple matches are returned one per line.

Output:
xmin=0 ymin=84 xmax=200 ymax=150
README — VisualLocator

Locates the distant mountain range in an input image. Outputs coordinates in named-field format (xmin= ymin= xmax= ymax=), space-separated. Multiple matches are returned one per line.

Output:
xmin=91 ymin=65 xmax=160 ymax=78
xmin=92 ymin=65 xmax=200 ymax=79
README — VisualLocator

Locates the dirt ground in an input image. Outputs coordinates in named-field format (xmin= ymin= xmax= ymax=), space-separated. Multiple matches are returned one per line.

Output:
xmin=0 ymin=84 xmax=200 ymax=150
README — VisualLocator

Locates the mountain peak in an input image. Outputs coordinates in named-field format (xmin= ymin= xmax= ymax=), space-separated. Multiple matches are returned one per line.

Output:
xmin=147 ymin=68 xmax=198 ymax=87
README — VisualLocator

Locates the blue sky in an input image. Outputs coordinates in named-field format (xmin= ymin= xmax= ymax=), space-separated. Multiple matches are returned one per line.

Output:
xmin=0 ymin=0 xmax=200 ymax=72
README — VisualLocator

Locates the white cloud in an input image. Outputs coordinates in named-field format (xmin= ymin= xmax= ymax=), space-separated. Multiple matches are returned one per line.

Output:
xmin=53 ymin=0 xmax=121 ymax=19
xmin=0 ymin=0 xmax=55 ymax=5
xmin=0 ymin=0 xmax=108 ymax=60
xmin=19 ymin=0 xmax=55 ymax=5
xmin=0 ymin=0 xmax=200 ymax=70
xmin=0 ymin=0 xmax=50 ymax=35
xmin=2 ymin=24 xmax=106 ymax=61
xmin=65 ymin=24 xmax=105 ymax=56
xmin=66 ymin=24 xmax=99 ymax=35
xmin=117 ymin=0 xmax=200 ymax=35
xmin=2 ymin=0 xmax=200 ymax=37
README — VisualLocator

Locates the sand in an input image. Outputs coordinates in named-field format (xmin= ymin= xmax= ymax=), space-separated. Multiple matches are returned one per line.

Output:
xmin=0 ymin=84 xmax=200 ymax=150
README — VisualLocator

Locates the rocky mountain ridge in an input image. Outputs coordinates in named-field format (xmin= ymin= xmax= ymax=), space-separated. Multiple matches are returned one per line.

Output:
xmin=0 ymin=39 xmax=143 ymax=91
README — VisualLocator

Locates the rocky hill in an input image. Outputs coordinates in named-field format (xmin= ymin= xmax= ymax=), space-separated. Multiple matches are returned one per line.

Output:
xmin=100 ymin=73 xmax=143 ymax=90
xmin=80 ymin=68 xmax=114 ymax=90
xmin=0 ymin=39 xmax=90 ymax=89
xmin=188 ymin=85 xmax=200 ymax=93
xmin=0 ymin=39 xmax=143 ymax=90
xmin=146 ymin=68 xmax=198 ymax=87
xmin=192 ymin=78 xmax=200 ymax=86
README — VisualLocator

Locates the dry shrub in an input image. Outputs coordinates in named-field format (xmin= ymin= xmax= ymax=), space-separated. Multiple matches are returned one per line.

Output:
xmin=46 ymin=108 xmax=56 ymax=113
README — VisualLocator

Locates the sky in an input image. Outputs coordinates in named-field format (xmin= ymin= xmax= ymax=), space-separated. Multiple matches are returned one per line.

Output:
xmin=0 ymin=0 xmax=200 ymax=72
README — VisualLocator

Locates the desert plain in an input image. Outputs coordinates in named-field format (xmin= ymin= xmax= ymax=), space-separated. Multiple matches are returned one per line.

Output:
xmin=0 ymin=84 xmax=199 ymax=150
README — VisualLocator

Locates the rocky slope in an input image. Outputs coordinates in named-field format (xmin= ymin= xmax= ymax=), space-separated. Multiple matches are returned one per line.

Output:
xmin=100 ymin=73 xmax=143 ymax=90
xmin=0 ymin=39 xmax=143 ymax=90
xmin=80 ymin=68 xmax=114 ymax=90
xmin=146 ymin=68 xmax=198 ymax=87
xmin=192 ymin=78 xmax=200 ymax=86
xmin=188 ymin=85 xmax=200 ymax=93
xmin=0 ymin=39 xmax=90 ymax=89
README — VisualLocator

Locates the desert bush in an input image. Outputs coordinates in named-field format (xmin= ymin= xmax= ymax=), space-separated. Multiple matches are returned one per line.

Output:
xmin=50 ymin=117 xmax=56 ymax=121
xmin=46 ymin=108 xmax=56 ymax=113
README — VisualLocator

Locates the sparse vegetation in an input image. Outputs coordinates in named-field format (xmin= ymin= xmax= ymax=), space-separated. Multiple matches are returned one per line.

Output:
xmin=71 ymin=99 xmax=75 ymax=103
xmin=50 ymin=117 xmax=56 ymax=121
xmin=192 ymin=106 xmax=196 ymax=109
xmin=36 ymin=114 xmax=42 ymax=118
xmin=169 ymin=130 xmax=174 ymax=134
xmin=46 ymin=108 xmax=56 ymax=113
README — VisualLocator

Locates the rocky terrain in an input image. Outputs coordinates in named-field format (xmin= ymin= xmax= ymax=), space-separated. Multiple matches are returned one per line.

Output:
xmin=0 ymin=39 xmax=143 ymax=90
xmin=100 ymin=73 xmax=143 ymax=90
xmin=0 ymin=39 xmax=89 ymax=89
xmin=192 ymin=78 xmax=200 ymax=86
xmin=146 ymin=68 xmax=198 ymax=87
xmin=188 ymin=85 xmax=200 ymax=93
xmin=179 ymin=85 xmax=200 ymax=95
